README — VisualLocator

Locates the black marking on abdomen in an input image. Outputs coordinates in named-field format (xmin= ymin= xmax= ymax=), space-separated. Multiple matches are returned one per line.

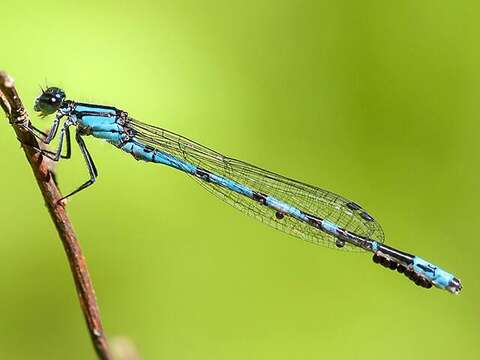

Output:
xmin=252 ymin=191 xmax=268 ymax=205
xmin=336 ymin=227 xmax=373 ymax=249
xmin=304 ymin=212 xmax=374 ymax=250
xmin=416 ymin=263 xmax=435 ymax=274
xmin=305 ymin=213 xmax=323 ymax=229
xmin=375 ymin=243 xmax=414 ymax=264
xmin=143 ymin=145 xmax=155 ymax=153
xmin=195 ymin=167 xmax=211 ymax=182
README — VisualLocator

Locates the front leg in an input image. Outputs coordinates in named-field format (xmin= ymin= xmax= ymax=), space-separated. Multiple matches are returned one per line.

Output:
xmin=23 ymin=112 xmax=64 ymax=144
xmin=58 ymin=130 xmax=98 ymax=202
xmin=24 ymin=123 xmax=72 ymax=161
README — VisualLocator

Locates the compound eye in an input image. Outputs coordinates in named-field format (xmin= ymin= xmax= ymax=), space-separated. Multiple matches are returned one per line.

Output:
xmin=34 ymin=87 xmax=66 ymax=115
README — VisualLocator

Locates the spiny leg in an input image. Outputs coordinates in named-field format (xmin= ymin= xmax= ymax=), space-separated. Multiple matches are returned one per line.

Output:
xmin=58 ymin=131 xmax=98 ymax=202
xmin=50 ymin=125 xmax=71 ymax=160
xmin=24 ymin=124 xmax=72 ymax=161
xmin=22 ymin=112 xmax=64 ymax=144
xmin=26 ymin=123 xmax=48 ymax=138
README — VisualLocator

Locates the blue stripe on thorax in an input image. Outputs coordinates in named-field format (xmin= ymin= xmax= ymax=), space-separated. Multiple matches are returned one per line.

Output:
xmin=74 ymin=103 xmax=117 ymax=115
xmin=79 ymin=115 xmax=119 ymax=130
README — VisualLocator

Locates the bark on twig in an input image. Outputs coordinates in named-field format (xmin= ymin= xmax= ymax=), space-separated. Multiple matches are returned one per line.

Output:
xmin=0 ymin=71 xmax=113 ymax=360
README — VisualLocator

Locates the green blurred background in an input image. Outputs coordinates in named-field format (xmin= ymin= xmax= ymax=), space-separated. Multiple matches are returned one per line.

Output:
xmin=1 ymin=1 xmax=479 ymax=359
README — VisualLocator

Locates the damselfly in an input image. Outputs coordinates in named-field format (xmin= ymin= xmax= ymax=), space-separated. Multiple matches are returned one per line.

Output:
xmin=25 ymin=87 xmax=462 ymax=294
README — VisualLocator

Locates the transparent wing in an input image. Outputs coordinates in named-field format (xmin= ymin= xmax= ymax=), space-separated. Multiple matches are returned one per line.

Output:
xmin=128 ymin=118 xmax=385 ymax=251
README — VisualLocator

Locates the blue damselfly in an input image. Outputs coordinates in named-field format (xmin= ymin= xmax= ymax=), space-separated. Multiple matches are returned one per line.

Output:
xmin=24 ymin=87 xmax=462 ymax=294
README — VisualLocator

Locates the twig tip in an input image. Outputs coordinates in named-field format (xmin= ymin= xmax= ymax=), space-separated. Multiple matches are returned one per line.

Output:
xmin=0 ymin=70 xmax=14 ymax=87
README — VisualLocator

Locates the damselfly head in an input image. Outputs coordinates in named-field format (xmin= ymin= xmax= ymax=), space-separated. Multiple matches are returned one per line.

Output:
xmin=34 ymin=87 xmax=65 ymax=117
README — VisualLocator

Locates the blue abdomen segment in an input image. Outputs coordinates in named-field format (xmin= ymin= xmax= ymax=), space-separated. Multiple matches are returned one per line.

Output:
xmin=208 ymin=173 xmax=253 ymax=197
xmin=321 ymin=220 xmax=339 ymax=235
xmin=266 ymin=196 xmax=309 ymax=222
xmin=121 ymin=140 xmax=197 ymax=174
xmin=413 ymin=257 xmax=454 ymax=290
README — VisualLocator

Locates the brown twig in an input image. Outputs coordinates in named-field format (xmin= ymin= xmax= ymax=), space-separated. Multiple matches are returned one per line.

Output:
xmin=0 ymin=71 xmax=113 ymax=360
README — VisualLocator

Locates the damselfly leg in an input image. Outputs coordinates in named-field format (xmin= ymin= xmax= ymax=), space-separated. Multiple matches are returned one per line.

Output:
xmin=22 ymin=112 xmax=65 ymax=144
xmin=20 ymin=123 xmax=72 ymax=161
xmin=58 ymin=130 xmax=98 ymax=201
